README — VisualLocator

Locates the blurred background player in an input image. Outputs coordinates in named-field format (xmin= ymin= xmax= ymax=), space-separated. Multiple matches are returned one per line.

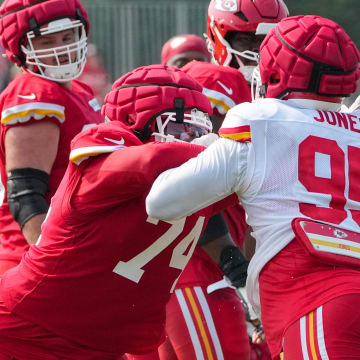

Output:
xmin=0 ymin=64 xmax=229 ymax=359
xmin=146 ymin=15 xmax=360 ymax=359
xmin=161 ymin=34 xmax=211 ymax=68
xmin=0 ymin=0 xmax=103 ymax=274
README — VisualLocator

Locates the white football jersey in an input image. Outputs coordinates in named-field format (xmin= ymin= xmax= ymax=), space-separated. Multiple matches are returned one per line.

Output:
xmin=146 ymin=98 xmax=360 ymax=312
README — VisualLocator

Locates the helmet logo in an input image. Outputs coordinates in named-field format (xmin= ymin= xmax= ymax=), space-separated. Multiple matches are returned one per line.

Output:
xmin=214 ymin=0 xmax=238 ymax=12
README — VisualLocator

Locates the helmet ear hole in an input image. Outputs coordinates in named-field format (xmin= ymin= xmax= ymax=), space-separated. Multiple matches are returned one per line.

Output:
xmin=269 ymin=73 xmax=280 ymax=84
xmin=127 ymin=114 xmax=136 ymax=125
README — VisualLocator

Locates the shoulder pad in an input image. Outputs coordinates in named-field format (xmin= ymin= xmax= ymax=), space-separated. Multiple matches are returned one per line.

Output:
xmin=69 ymin=122 xmax=141 ymax=165
xmin=1 ymin=73 xmax=66 ymax=126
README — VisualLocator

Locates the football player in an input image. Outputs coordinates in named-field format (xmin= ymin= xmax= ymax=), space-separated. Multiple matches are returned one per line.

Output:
xmin=207 ymin=0 xmax=288 ymax=83
xmin=0 ymin=64 xmax=237 ymax=359
xmin=161 ymin=34 xmax=211 ymax=68
xmin=0 ymin=0 xmax=103 ymax=274
xmin=146 ymin=15 xmax=360 ymax=359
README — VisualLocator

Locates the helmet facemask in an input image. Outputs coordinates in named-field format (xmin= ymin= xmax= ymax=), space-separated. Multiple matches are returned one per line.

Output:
xmin=22 ymin=18 xmax=87 ymax=82
xmin=210 ymin=17 xmax=276 ymax=83
xmin=153 ymin=109 xmax=212 ymax=143
xmin=102 ymin=65 xmax=213 ymax=143
xmin=229 ymin=24 xmax=277 ymax=82
xmin=251 ymin=65 xmax=262 ymax=101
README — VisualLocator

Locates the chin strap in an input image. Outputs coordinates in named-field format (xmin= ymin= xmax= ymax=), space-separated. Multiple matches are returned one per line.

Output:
xmin=174 ymin=98 xmax=185 ymax=123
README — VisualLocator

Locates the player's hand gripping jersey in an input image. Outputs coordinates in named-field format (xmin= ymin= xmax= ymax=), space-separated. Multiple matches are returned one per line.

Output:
xmin=0 ymin=72 xmax=103 ymax=262
xmin=0 ymin=122 xmax=232 ymax=355
xmin=147 ymin=97 xmax=360 ymax=312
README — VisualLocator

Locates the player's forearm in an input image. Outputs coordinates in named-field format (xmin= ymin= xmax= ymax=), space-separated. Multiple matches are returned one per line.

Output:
xmin=146 ymin=169 xmax=224 ymax=220
xmin=200 ymin=233 xmax=236 ymax=264
xmin=22 ymin=213 xmax=46 ymax=244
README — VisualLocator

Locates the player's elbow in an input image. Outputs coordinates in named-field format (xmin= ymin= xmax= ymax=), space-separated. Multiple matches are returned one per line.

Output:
xmin=146 ymin=193 xmax=172 ymax=221
xmin=145 ymin=191 xmax=184 ymax=221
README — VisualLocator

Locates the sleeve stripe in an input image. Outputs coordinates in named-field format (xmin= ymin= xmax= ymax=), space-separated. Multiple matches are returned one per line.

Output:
xmin=219 ymin=125 xmax=250 ymax=134
xmin=219 ymin=132 xmax=251 ymax=142
xmin=69 ymin=145 xmax=126 ymax=165
xmin=202 ymin=87 xmax=236 ymax=114
xmin=207 ymin=96 xmax=231 ymax=114
xmin=1 ymin=102 xmax=65 ymax=125
xmin=219 ymin=125 xmax=251 ymax=142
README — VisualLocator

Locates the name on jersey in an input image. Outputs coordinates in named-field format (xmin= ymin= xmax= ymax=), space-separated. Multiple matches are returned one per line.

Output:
xmin=313 ymin=110 xmax=360 ymax=133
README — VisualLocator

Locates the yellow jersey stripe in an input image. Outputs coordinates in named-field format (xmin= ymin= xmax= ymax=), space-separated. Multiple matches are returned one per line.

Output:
xmin=2 ymin=109 xmax=65 ymax=125
xmin=185 ymin=288 xmax=214 ymax=360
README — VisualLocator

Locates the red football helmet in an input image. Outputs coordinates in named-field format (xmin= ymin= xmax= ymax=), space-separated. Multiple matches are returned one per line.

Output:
xmin=102 ymin=64 xmax=213 ymax=143
xmin=0 ymin=0 xmax=90 ymax=82
xmin=161 ymin=34 xmax=211 ymax=67
xmin=207 ymin=0 xmax=288 ymax=81
xmin=259 ymin=15 xmax=360 ymax=99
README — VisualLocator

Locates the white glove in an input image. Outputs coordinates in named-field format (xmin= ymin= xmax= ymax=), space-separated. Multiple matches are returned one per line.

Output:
xmin=340 ymin=104 xmax=349 ymax=113
xmin=191 ymin=133 xmax=219 ymax=147
xmin=349 ymin=95 xmax=360 ymax=113
xmin=236 ymin=286 xmax=258 ymax=321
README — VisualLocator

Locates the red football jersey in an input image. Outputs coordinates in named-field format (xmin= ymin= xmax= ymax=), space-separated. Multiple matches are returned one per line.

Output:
xmin=182 ymin=61 xmax=251 ymax=120
xmin=0 ymin=122 xmax=220 ymax=355
xmin=0 ymin=72 xmax=104 ymax=262
xmin=223 ymin=203 xmax=248 ymax=249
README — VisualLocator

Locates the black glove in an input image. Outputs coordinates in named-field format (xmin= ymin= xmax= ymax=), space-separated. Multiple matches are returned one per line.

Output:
xmin=218 ymin=245 xmax=249 ymax=288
